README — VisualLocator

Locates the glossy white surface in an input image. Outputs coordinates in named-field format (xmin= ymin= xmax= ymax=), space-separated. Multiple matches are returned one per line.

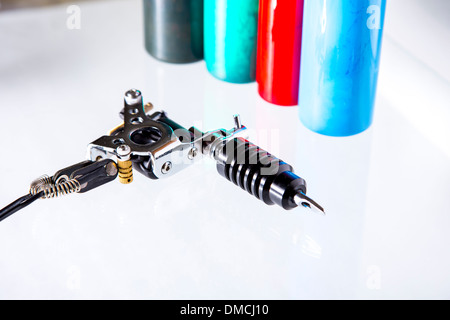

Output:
xmin=0 ymin=0 xmax=449 ymax=299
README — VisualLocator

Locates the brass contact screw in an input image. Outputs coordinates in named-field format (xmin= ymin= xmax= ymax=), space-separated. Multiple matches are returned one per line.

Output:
xmin=116 ymin=144 xmax=133 ymax=184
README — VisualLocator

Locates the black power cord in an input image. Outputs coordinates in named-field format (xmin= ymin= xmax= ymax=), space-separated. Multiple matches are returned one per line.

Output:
xmin=0 ymin=192 xmax=43 ymax=222
xmin=0 ymin=159 xmax=118 ymax=224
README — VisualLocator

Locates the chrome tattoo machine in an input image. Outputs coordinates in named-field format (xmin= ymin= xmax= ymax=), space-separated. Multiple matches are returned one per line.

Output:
xmin=0 ymin=89 xmax=324 ymax=222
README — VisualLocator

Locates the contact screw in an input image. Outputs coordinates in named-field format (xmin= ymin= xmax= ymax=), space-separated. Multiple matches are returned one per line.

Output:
xmin=116 ymin=145 xmax=133 ymax=184
xmin=124 ymin=89 xmax=142 ymax=105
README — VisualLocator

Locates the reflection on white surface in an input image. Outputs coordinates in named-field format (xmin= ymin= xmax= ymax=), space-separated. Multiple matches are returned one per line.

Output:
xmin=0 ymin=0 xmax=449 ymax=299
xmin=378 ymin=37 xmax=450 ymax=159
xmin=288 ymin=125 xmax=372 ymax=299
xmin=300 ymin=235 xmax=322 ymax=260
xmin=385 ymin=0 xmax=450 ymax=84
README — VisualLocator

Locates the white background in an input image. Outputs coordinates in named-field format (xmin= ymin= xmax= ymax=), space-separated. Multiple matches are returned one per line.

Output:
xmin=0 ymin=0 xmax=449 ymax=299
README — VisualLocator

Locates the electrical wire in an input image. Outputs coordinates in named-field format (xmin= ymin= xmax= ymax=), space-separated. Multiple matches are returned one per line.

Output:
xmin=0 ymin=159 xmax=116 ymax=224
xmin=0 ymin=192 xmax=43 ymax=222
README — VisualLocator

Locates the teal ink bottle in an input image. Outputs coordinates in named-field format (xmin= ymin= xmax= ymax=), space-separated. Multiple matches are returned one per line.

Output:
xmin=204 ymin=0 xmax=260 ymax=83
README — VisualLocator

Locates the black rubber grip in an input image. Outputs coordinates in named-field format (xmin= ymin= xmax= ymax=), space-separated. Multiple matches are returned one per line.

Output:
xmin=215 ymin=138 xmax=307 ymax=210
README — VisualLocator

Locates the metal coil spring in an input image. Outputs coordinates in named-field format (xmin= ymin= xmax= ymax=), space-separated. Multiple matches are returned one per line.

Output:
xmin=30 ymin=175 xmax=54 ymax=196
xmin=30 ymin=175 xmax=81 ymax=199
xmin=41 ymin=179 xmax=81 ymax=199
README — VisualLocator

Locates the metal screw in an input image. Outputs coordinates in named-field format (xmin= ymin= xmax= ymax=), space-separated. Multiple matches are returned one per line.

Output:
xmin=116 ymin=144 xmax=131 ymax=160
xmin=125 ymin=89 xmax=141 ymax=99
xmin=125 ymin=89 xmax=142 ymax=105
xmin=233 ymin=114 xmax=242 ymax=129
xmin=188 ymin=148 xmax=198 ymax=160
xmin=161 ymin=161 xmax=172 ymax=174
xmin=116 ymin=145 xmax=133 ymax=184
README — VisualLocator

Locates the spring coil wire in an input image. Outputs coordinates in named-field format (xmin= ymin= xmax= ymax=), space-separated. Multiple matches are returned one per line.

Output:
xmin=30 ymin=175 xmax=81 ymax=199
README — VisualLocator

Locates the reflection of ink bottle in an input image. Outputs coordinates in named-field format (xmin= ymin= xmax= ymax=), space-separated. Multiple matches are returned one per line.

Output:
xmin=299 ymin=0 xmax=386 ymax=136
xmin=143 ymin=0 xmax=204 ymax=63
xmin=204 ymin=0 xmax=259 ymax=83
xmin=257 ymin=0 xmax=304 ymax=106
